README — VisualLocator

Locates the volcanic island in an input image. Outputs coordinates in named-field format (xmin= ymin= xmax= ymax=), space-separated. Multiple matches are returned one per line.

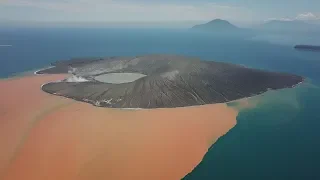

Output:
xmin=1 ymin=55 xmax=303 ymax=180
xmin=38 ymin=55 xmax=303 ymax=109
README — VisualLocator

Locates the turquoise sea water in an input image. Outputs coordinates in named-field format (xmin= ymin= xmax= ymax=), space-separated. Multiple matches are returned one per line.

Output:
xmin=184 ymin=83 xmax=320 ymax=179
xmin=1 ymin=27 xmax=319 ymax=179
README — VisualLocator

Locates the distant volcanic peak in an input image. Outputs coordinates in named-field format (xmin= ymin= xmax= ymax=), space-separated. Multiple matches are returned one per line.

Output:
xmin=40 ymin=55 xmax=304 ymax=109
xmin=207 ymin=19 xmax=234 ymax=26
xmin=191 ymin=19 xmax=239 ymax=32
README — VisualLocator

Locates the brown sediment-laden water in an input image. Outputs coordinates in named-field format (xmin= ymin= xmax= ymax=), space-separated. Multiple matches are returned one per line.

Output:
xmin=0 ymin=74 xmax=239 ymax=180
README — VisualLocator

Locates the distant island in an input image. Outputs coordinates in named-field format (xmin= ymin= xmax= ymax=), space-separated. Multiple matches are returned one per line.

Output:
xmin=191 ymin=19 xmax=320 ymax=34
xmin=190 ymin=19 xmax=253 ymax=37
xmin=294 ymin=45 xmax=320 ymax=51
xmin=38 ymin=55 xmax=304 ymax=109
xmin=191 ymin=19 xmax=239 ymax=32
xmin=257 ymin=20 xmax=320 ymax=32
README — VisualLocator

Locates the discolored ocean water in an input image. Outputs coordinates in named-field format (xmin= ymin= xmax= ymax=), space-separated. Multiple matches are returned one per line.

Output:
xmin=1 ymin=27 xmax=319 ymax=179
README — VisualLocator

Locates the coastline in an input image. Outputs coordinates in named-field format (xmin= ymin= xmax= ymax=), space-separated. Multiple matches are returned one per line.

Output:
xmin=34 ymin=66 xmax=55 ymax=75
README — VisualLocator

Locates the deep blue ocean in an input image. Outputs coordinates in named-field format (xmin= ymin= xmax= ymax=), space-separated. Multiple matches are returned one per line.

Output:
xmin=1 ymin=27 xmax=319 ymax=179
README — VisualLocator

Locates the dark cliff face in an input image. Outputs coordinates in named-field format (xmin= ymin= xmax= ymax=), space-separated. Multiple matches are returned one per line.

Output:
xmin=40 ymin=55 xmax=304 ymax=109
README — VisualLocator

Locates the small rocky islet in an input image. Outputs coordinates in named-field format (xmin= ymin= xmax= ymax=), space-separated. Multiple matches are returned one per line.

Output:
xmin=38 ymin=55 xmax=304 ymax=109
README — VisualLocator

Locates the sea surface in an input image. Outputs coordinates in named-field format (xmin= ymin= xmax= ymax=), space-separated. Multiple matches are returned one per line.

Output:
xmin=1 ymin=27 xmax=320 ymax=179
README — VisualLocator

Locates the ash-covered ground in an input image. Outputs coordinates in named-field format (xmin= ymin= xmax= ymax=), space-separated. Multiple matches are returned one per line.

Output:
xmin=38 ymin=55 xmax=304 ymax=109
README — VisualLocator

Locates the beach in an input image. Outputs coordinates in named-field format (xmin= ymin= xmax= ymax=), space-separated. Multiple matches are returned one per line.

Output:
xmin=0 ymin=74 xmax=239 ymax=180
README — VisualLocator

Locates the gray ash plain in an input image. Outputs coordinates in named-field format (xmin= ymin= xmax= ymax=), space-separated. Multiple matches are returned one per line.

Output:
xmin=38 ymin=55 xmax=304 ymax=109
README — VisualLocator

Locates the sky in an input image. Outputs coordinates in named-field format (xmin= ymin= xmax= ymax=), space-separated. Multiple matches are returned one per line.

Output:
xmin=1 ymin=0 xmax=319 ymax=26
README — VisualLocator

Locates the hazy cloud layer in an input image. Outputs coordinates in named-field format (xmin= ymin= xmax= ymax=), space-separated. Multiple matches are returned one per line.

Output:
xmin=268 ymin=12 xmax=320 ymax=22
xmin=296 ymin=12 xmax=319 ymax=20
xmin=1 ymin=0 xmax=252 ymax=22
xmin=1 ymin=0 xmax=319 ymax=25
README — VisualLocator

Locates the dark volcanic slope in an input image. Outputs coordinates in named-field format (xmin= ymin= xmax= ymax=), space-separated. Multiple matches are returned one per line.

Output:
xmin=41 ymin=55 xmax=303 ymax=109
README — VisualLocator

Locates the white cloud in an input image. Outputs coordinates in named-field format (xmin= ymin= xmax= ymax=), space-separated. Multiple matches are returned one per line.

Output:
xmin=267 ymin=12 xmax=320 ymax=22
xmin=1 ymin=0 xmax=252 ymax=22
xmin=265 ymin=18 xmax=293 ymax=22
xmin=295 ymin=12 xmax=319 ymax=20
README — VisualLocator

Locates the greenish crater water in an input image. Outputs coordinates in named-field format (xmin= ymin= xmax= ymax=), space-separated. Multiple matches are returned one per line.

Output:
xmin=94 ymin=73 xmax=147 ymax=84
